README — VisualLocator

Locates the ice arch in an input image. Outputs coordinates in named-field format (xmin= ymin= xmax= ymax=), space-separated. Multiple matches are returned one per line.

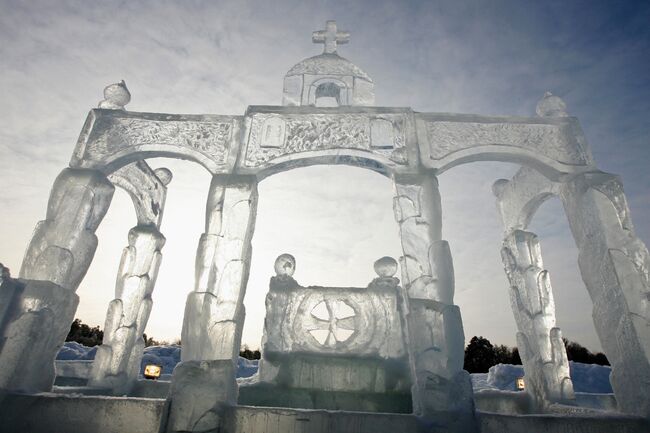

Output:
xmin=3 ymin=28 xmax=649 ymax=431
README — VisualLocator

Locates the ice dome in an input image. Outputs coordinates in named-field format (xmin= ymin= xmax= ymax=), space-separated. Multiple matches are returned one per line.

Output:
xmin=282 ymin=21 xmax=375 ymax=106
xmin=286 ymin=53 xmax=372 ymax=82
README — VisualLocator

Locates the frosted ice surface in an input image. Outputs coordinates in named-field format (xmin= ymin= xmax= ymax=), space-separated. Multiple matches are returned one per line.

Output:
xmin=181 ymin=176 xmax=257 ymax=363
xmin=258 ymin=254 xmax=410 ymax=394
xmin=501 ymin=229 xmax=574 ymax=405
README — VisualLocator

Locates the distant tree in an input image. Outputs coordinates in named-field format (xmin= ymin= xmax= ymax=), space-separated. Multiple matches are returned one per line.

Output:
xmin=462 ymin=335 xmax=607 ymax=373
xmin=66 ymin=318 xmax=103 ymax=347
xmin=510 ymin=347 xmax=522 ymax=365
xmin=493 ymin=344 xmax=511 ymax=365
xmin=143 ymin=333 xmax=171 ymax=347
xmin=592 ymin=352 xmax=609 ymax=366
xmin=239 ymin=344 xmax=261 ymax=360
xmin=563 ymin=338 xmax=609 ymax=366
xmin=464 ymin=336 xmax=497 ymax=373
xmin=143 ymin=333 xmax=157 ymax=347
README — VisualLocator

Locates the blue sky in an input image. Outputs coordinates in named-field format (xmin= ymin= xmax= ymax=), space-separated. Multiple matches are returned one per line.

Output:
xmin=1 ymin=0 xmax=648 ymax=351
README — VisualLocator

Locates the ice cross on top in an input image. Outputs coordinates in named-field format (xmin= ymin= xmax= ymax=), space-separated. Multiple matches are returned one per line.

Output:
xmin=312 ymin=20 xmax=350 ymax=54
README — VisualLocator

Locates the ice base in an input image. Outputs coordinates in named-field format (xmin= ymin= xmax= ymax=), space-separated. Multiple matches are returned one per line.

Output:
xmin=1 ymin=392 xmax=649 ymax=433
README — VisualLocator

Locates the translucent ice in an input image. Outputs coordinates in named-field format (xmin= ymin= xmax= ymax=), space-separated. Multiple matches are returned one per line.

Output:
xmin=258 ymin=254 xmax=410 ymax=395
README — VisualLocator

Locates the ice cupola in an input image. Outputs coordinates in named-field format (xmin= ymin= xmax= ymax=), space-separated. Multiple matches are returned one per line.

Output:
xmin=282 ymin=20 xmax=375 ymax=107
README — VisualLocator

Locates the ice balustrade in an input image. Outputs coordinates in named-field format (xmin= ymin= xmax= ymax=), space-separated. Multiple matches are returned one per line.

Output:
xmin=248 ymin=254 xmax=411 ymax=413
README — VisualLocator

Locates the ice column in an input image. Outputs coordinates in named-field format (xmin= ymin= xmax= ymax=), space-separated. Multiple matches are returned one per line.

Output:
xmin=88 ymin=163 xmax=171 ymax=394
xmin=392 ymin=173 xmax=476 ymax=431
xmin=492 ymin=167 xmax=575 ymax=408
xmin=181 ymin=174 xmax=258 ymax=362
xmin=88 ymin=226 xmax=165 ymax=393
xmin=0 ymin=168 xmax=114 ymax=392
xmin=560 ymin=172 xmax=650 ymax=417
xmin=501 ymin=230 xmax=574 ymax=406
xmin=168 ymin=175 xmax=257 ymax=433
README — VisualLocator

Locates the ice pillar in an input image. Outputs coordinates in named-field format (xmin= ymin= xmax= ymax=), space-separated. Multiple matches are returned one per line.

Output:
xmin=392 ymin=173 xmax=476 ymax=431
xmin=181 ymin=174 xmax=258 ymax=362
xmin=560 ymin=172 xmax=650 ymax=417
xmin=168 ymin=175 xmax=257 ymax=433
xmin=0 ymin=168 xmax=114 ymax=392
xmin=88 ymin=163 xmax=171 ymax=394
xmin=88 ymin=225 xmax=165 ymax=394
xmin=501 ymin=230 xmax=574 ymax=407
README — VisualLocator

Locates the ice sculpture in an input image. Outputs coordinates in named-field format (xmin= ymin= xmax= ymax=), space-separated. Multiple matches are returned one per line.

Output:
xmin=501 ymin=230 xmax=575 ymax=407
xmin=98 ymin=80 xmax=130 ymax=110
xmin=0 ymin=168 xmax=114 ymax=393
xmin=2 ymin=18 xmax=650 ymax=433
xmin=393 ymin=173 xmax=476 ymax=431
xmin=89 ymin=225 xmax=166 ymax=393
xmin=167 ymin=175 xmax=258 ymax=432
xmin=560 ymin=173 xmax=650 ymax=417
xmin=245 ymin=255 xmax=412 ymax=413
xmin=492 ymin=168 xmax=576 ymax=408
xmin=181 ymin=175 xmax=258 ymax=363
xmin=89 ymin=162 xmax=171 ymax=394
xmin=283 ymin=20 xmax=374 ymax=106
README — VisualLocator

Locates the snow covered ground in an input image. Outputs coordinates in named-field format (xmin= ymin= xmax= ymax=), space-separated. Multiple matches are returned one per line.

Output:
xmin=470 ymin=362 xmax=613 ymax=394
xmin=56 ymin=342 xmax=259 ymax=380
xmin=56 ymin=341 xmax=97 ymax=360
xmin=56 ymin=343 xmax=609 ymax=392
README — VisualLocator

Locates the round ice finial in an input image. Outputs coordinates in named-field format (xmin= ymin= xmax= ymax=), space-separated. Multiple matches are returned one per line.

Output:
xmin=154 ymin=167 xmax=173 ymax=186
xmin=536 ymin=91 xmax=568 ymax=117
xmin=374 ymin=256 xmax=398 ymax=278
xmin=274 ymin=254 xmax=296 ymax=277
xmin=99 ymin=80 xmax=131 ymax=110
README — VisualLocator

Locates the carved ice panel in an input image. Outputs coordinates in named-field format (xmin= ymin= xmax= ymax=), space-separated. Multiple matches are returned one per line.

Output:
xmin=72 ymin=110 xmax=239 ymax=173
xmin=419 ymin=116 xmax=592 ymax=174
xmin=244 ymin=112 xmax=409 ymax=169
xmin=263 ymin=277 xmax=406 ymax=359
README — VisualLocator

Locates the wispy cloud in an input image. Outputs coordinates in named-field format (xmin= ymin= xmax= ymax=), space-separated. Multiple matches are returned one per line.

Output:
xmin=0 ymin=0 xmax=648 ymax=351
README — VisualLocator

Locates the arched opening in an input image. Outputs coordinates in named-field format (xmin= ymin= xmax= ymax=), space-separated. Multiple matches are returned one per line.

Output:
xmin=439 ymin=161 xmax=522 ymax=351
xmin=527 ymin=197 xmax=601 ymax=353
xmin=242 ymin=164 xmax=402 ymax=351
xmin=138 ymin=158 xmax=212 ymax=344
xmin=77 ymin=187 xmax=136 ymax=330
xmin=432 ymin=145 xmax=589 ymax=182
xmin=84 ymin=145 xmax=228 ymax=177
xmin=314 ymin=81 xmax=342 ymax=107
xmin=79 ymin=158 xmax=212 ymax=347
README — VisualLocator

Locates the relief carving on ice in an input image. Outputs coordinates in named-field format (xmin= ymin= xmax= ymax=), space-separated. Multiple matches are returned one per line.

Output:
xmin=424 ymin=120 xmax=590 ymax=166
xmin=244 ymin=113 xmax=408 ymax=167
xmin=73 ymin=110 xmax=237 ymax=173
xmin=262 ymin=254 xmax=406 ymax=358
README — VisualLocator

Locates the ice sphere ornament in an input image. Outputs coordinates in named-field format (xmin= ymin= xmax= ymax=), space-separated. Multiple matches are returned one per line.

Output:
xmin=374 ymin=256 xmax=398 ymax=278
xmin=274 ymin=253 xmax=296 ymax=277
xmin=154 ymin=167 xmax=173 ymax=186
xmin=98 ymin=80 xmax=131 ymax=110
xmin=536 ymin=91 xmax=568 ymax=117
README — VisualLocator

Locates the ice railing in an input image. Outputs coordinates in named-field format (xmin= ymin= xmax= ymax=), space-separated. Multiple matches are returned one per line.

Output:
xmin=261 ymin=254 xmax=407 ymax=358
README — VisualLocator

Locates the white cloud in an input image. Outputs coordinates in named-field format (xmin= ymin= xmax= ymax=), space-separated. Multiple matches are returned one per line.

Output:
xmin=1 ymin=0 xmax=647 ymax=353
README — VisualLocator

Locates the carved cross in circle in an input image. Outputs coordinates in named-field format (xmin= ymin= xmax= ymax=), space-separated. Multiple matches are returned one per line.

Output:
xmin=307 ymin=299 xmax=357 ymax=347
xmin=312 ymin=20 xmax=350 ymax=54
